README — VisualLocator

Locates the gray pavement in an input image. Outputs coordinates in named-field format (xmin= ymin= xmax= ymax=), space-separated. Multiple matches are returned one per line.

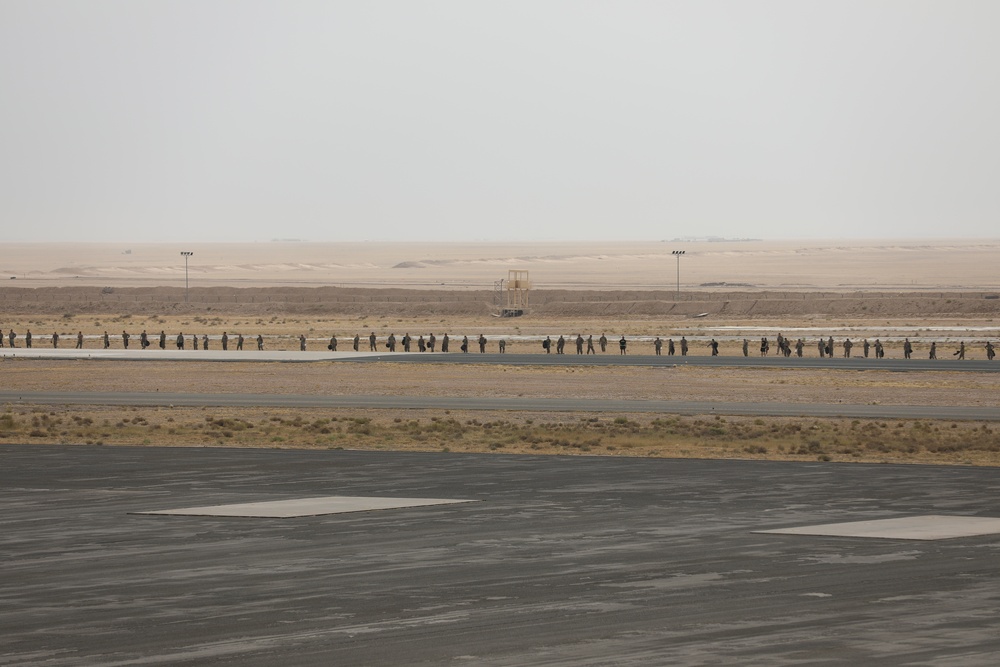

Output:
xmin=1 ymin=347 xmax=998 ymax=371
xmin=2 ymin=390 xmax=999 ymax=421
xmin=3 ymin=445 xmax=1000 ymax=665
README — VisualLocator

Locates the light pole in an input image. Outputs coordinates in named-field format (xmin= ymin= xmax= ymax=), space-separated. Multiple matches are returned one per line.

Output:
xmin=672 ymin=250 xmax=685 ymax=297
xmin=181 ymin=251 xmax=193 ymax=302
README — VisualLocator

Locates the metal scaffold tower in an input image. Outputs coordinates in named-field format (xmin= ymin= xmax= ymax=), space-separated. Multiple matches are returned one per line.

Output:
xmin=494 ymin=270 xmax=529 ymax=317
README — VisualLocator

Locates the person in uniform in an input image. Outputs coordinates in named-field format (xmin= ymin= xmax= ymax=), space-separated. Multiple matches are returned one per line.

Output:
xmin=461 ymin=335 xmax=469 ymax=353
xmin=742 ymin=339 xmax=749 ymax=357
xmin=843 ymin=338 xmax=853 ymax=358
xmin=795 ymin=338 xmax=804 ymax=357
xmin=428 ymin=333 xmax=436 ymax=352
xmin=441 ymin=333 xmax=449 ymax=352
xmin=176 ymin=332 xmax=184 ymax=350
xmin=158 ymin=331 xmax=166 ymax=349
xmin=556 ymin=335 xmax=565 ymax=354
xmin=986 ymin=341 xmax=995 ymax=361
xmin=417 ymin=335 xmax=425 ymax=352
xmin=874 ymin=339 xmax=884 ymax=358
xmin=25 ymin=330 xmax=32 ymax=348
xmin=353 ymin=334 xmax=360 ymax=351
xmin=619 ymin=335 xmax=627 ymax=355
xmin=498 ymin=339 xmax=506 ymax=353
xmin=542 ymin=336 xmax=551 ymax=353
xmin=478 ymin=334 xmax=487 ymax=353
xmin=680 ymin=337 xmax=688 ymax=356
xmin=369 ymin=332 xmax=377 ymax=351
xmin=386 ymin=333 xmax=396 ymax=352
xmin=8 ymin=329 xmax=16 ymax=348
xmin=668 ymin=338 xmax=675 ymax=355
xmin=586 ymin=335 xmax=595 ymax=354
xmin=202 ymin=334 xmax=208 ymax=350
xmin=76 ymin=331 xmax=83 ymax=349
xmin=599 ymin=334 xmax=608 ymax=353
xmin=256 ymin=334 xmax=264 ymax=350
xmin=575 ymin=334 xmax=584 ymax=354
xmin=222 ymin=332 xmax=229 ymax=351
xmin=827 ymin=336 xmax=834 ymax=358
xmin=402 ymin=333 xmax=411 ymax=352
xmin=122 ymin=330 xmax=130 ymax=349
xmin=929 ymin=341 xmax=937 ymax=359
xmin=237 ymin=334 xmax=244 ymax=350
xmin=654 ymin=337 xmax=662 ymax=355
xmin=709 ymin=339 xmax=719 ymax=356
xmin=954 ymin=341 xmax=965 ymax=359
xmin=863 ymin=338 xmax=870 ymax=358
xmin=299 ymin=334 xmax=307 ymax=351
xmin=903 ymin=338 xmax=913 ymax=359
xmin=817 ymin=338 xmax=825 ymax=358
xmin=52 ymin=332 xmax=59 ymax=348
xmin=103 ymin=331 xmax=110 ymax=349
xmin=140 ymin=330 xmax=149 ymax=349
xmin=329 ymin=335 xmax=338 ymax=351
xmin=761 ymin=337 xmax=769 ymax=357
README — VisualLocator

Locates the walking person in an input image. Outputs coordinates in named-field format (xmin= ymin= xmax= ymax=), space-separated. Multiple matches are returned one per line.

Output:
xmin=680 ymin=337 xmax=688 ymax=356
xmin=929 ymin=341 xmax=937 ymax=359
xmin=954 ymin=341 xmax=965 ymax=360
xmin=986 ymin=341 xmax=995 ymax=361
xmin=256 ymin=334 xmax=264 ymax=351
xmin=122 ymin=330 xmax=130 ymax=349
xmin=441 ymin=333 xmax=449 ymax=353
xmin=586 ymin=335 xmax=595 ymax=354
xmin=103 ymin=331 xmax=110 ymax=349
xmin=708 ymin=339 xmax=719 ymax=356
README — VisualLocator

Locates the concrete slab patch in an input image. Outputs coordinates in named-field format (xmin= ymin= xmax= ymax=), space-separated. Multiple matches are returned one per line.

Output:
xmin=133 ymin=495 xmax=478 ymax=518
xmin=756 ymin=515 xmax=1000 ymax=540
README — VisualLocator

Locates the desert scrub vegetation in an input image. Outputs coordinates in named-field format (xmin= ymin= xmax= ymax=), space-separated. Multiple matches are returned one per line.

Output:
xmin=1 ymin=405 xmax=999 ymax=466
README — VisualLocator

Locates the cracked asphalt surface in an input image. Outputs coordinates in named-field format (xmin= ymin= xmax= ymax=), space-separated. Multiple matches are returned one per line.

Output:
xmin=3 ymin=445 xmax=1000 ymax=665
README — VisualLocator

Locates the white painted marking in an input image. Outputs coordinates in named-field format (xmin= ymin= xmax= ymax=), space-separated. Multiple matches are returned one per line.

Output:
xmin=756 ymin=515 xmax=1000 ymax=541
xmin=134 ymin=495 xmax=478 ymax=518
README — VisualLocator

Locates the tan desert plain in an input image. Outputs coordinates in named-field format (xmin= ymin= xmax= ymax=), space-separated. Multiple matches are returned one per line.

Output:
xmin=1 ymin=239 xmax=999 ymax=466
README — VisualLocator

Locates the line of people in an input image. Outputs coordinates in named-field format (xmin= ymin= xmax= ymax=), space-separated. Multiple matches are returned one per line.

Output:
xmin=1 ymin=327 xmax=995 ymax=360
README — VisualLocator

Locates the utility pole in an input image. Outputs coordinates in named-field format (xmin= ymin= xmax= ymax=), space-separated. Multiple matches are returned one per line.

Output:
xmin=672 ymin=250 xmax=685 ymax=297
xmin=181 ymin=251 xmax=193 ymax=302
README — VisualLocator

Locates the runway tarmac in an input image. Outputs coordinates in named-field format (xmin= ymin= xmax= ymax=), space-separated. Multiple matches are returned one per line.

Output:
xmin=1 ymin=347 xmax=997 ymax=371
xmin=2 ymin=390 xmax=999 ymax=421
xmin=3 ymin=445 xmax=1000 ymax=666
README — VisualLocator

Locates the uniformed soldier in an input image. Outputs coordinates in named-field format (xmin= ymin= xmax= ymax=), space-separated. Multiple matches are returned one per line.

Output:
xmin=761 ymin=337 xmax=769 ymax=357
xmin=417 ymin=335 xmax=425 ymax=352
xmin=369 ymin=332 xmax=377 ymax=351
xmin=817 ymin=338 xmax=825 ymax=358
xmin=329 ymin=335 xmax=337 ymax=351
xmin=668 ymin=338 xmax=675 ymax=356
xmin=929 ymin=341 xmax=937 ymax=359
xmin=52 ymin=332 xmax=59 ymax=348
xmin=25 ymin=330 xmax=32 ymax=348
xmin=498 ymin=339 xmax=506 ymax=353
xmin=202 ymin=334 xmax=208 ymax=350
xmin=556 ymin=335 xmax=565 ymax=354
xmin=954 ymin=341 xmax=965 ymax=359
xmin=256 ymin=334 xmax=264 ymax=350
xmin=428 ymin=333 xmax=436 ymax=352
xmin=402 ymin=333 xmax=411 ymax=352
xmin=461 ymin=335 xmax=469 ymax=353
xmin=619 ymin=335 xmax=627 ymax=355
xmin=843 ymin=338 xmax=853 ymax=358
xmin=353 ymin=334 xmax=360 ymax=351
xmin=795 ymin=339 xmax=804 ymax=357
xmin=122 ymin=330 xmax=130 ymax=349
xmin=176 ymin=332 xmax=184 ymax=350
xmin=299 ymin=334 xmax=306 ymax=351
xmin=8 ymin=329 xmax=15 ymax=348
xmin=599 ymin=334 xmax=608 ymax=352
xmin=76 ymin=331 xmax=83 ymax=349
xmin=586 ymin=335 xmax=595 ymax=354
xmin=543 ymin=336 xmax=551 ymax=353
xmin=709 ymin=339 xmax=719 ymax=356
xmin=903 ymin=338 xmax=913 ymax=359
xmin=986 ymin=341 xmax=995 ymax=361
xmin=478 ymin=334 xmax=487 ymax=353
xmin=441 ymin=333 xmax=449 ymax=352
xmin=863 ymin=338 xmax=870 ymax=358
xmin=680 ymin=337 xmax=688 ymax=356
xmin=575 ymin=334 xmax=584 ymax=354
xmin=222 ymin=332 xmax=229 ymax=350
xmin=237 ymin=334 xmax=244 ymax=350
xmin=742 ymin=339 xmax=749 ymax=357
xmin=140 ymin=330 xmax=149 ymax=349
xmin=387 ymin=333 xmax=396 ymax=352
xmin=654 ymin=337 xmax=662 ymax=355
xmin=103 ymin=331 xmax=110 ymax=349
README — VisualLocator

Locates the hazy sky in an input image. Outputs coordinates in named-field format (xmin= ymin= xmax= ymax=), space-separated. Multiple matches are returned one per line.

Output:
xmin=2 ymin=1 xmax=998 ymax=243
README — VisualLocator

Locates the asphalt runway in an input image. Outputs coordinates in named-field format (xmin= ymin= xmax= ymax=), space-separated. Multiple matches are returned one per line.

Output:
xmin=3 ymin=444 xmax=1000 ymax=665
xmin=1 ymin=348 xmax=998 ymax=372
xmin=2 ymin=390 xmax=999 ymax=422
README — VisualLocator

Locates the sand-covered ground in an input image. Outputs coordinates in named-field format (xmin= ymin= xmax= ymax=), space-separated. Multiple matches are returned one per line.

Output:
xmin=1 ymin=240 xmax=998 ymax=465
